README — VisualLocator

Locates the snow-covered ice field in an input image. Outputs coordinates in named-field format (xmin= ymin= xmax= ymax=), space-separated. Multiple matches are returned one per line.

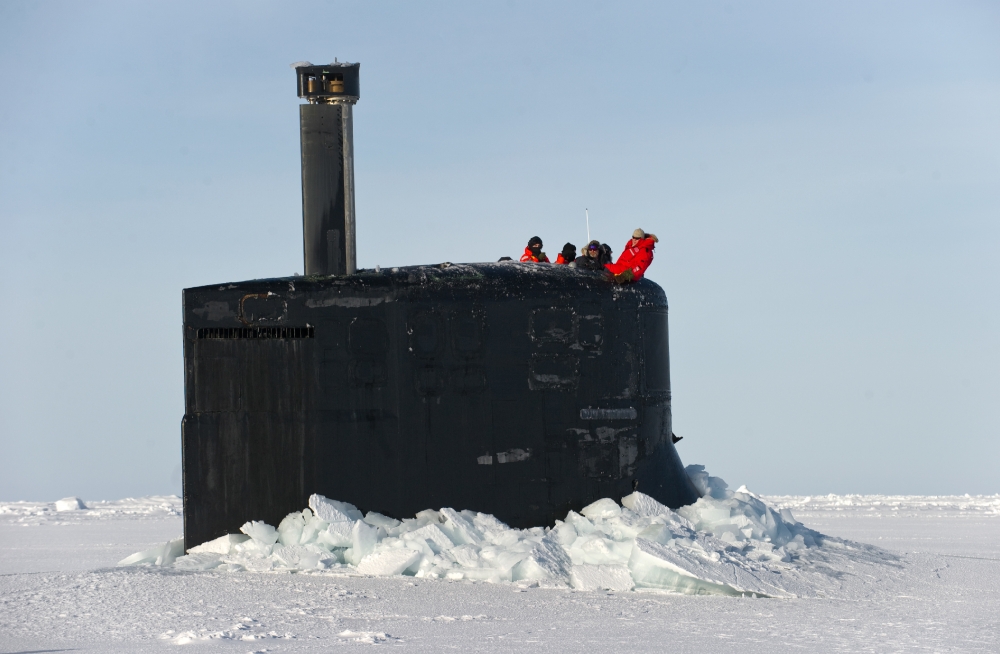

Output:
xmin=2 ymin=486 xmax=998 ymax=652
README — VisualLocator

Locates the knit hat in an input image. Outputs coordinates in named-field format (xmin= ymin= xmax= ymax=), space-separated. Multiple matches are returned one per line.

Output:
xmin=632 ymin=228 xmax=645 ymax=239
xmin=528 ymin=236 xmax=543 ymax=248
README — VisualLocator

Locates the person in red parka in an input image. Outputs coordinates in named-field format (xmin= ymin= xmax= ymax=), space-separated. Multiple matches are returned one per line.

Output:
xmin=605 ymin=228 xmax=658 ymax=283
xmin=520 ymin=236 xmax=549 ymax=263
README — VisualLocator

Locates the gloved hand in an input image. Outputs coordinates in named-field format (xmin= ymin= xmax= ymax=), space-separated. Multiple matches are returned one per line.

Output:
xmin=611 ymin=269 xmax=634 ymax=284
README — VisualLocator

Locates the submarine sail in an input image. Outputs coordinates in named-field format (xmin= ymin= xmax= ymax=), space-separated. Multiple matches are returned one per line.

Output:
xmin=181 ymin=62 xmax=700 ymax=550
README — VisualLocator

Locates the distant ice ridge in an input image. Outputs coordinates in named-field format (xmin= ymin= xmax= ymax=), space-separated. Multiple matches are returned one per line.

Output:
xmin=120 ymin=466 xmax=898 ymax=597
xmin=0 ymin=495 xmax=182 ymax=523
xmin=766 ymin=493 xmax=1000 ymax=518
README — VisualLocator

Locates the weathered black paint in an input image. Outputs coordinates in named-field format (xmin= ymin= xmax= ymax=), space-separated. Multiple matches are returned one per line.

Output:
xmin=300 ymin=103 xmax=347 ymax=276
xmin=182 ymin=262 xmax=701 ymax=550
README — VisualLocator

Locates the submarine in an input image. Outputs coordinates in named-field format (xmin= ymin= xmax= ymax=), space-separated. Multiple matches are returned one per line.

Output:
xmin=181 ymin=61 xmax=701 ymax=550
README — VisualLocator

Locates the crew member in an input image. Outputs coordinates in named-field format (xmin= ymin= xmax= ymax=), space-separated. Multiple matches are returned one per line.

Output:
xmin=575 ymin=240 xmax=604 ymax=271
xmin=605 ymin=228 xmax=657 ymax=283
xmin=598 ymin=243 xmax=614 ymax=265
xmin=520 ymin=236 xmax=549 ymax=263
xmin=555 ymin=242 xmax=577 ymax=264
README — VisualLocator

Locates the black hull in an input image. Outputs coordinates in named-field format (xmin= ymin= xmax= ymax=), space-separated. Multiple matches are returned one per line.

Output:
xmin=182 ymin=262 xmax=700 ymax=549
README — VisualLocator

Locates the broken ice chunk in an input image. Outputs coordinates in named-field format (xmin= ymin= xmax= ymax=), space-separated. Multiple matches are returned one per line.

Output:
xmin=580 ymin=498 xmax=621 ymax=520
xmin=55 ymin=497 xmax=87 ymax=511
xmin=118 ymin=538 xmax=184 ymax=567
xmin=356 ymin=548 xmax=422 ymax=576
xmin=299 ymin=510 xmax=326 ymax=544
xmin=402 ymin=523 xmax=454 ymax=554
xmin=472 ymin=513 xmax=518 ymax=546
xmin=510 ymin=535 xmax=571 ymax=582
xmin=550 ymin=520 xmax=578 ymax=548
xmin=780 ymin=508 xmax=800 ymax=525
xmin=564 ymin=511 xmax=598 ymax=536
xmin=621 ymin=491 xmax=670 ymax=518
xmin=568 ymin=534 xmax=632 ymax=566
xmin=319 ymin=518 xmax=354 ymax=548
xmin=272 ymin=544 xmax=333 ymax=569
xmin=438 ymin=508 xmax=483 ymax=546
xmin=187 ymin=533 xmax=249 ymax=555
xmin=685 ymin=464 xmax=730 ymax=499
xmin=240 ymin=521 xmax=279 ymax=547
xmin=477 ymin=544 xmax=531 ymax=574
xmin=697 ymin=505 xmax=732 ymax=524
xmin=569 ymin=564 xmax=635 ymax=591
xmin=628 ymin=537 xmax=778 ymax=596
xmin=443 ymin=544 xmax=482 ymax=568
xmin=155 ymin=538 xmax=185 ymax=566
xmin=308 ymin=494 xmax=363 ymax=523
xmin=364 ymin=511 xmax=401 ymax=530
xmin=629 ymin=537 xmax=729 ymax=594
xmin=414 ymin=508 xmax=443 ymax=523
xmin=308 ymin=497 xmax=358 ymax=547
xmin=345 ymin=520 xmax=377 ymax=565
xmin=277 ymin=511 xmax=306 ymax=546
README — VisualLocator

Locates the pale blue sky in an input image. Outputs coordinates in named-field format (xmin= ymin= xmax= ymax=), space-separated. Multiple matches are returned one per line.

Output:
xmin=1 ymin=1 xmax=998 ymax=500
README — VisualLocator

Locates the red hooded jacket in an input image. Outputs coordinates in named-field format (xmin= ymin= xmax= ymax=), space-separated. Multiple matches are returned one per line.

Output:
xmin=520 ymin=247 xmax=549 ymax=263
xmin=605 ymin=238 xmax=655 ymax=280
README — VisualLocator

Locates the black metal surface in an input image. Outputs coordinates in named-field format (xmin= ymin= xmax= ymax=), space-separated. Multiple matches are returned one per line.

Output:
xmin=300 ymin=103 xmax=346 ymax=276
xmin=182 ymin=263 xmax=701 ymax=550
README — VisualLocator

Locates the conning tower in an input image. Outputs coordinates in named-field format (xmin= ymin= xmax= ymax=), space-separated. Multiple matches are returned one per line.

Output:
xmin=180 ymin=61 xmax=700 ymax=550
xmin=295 ymin=61 xmax=360 ymax=275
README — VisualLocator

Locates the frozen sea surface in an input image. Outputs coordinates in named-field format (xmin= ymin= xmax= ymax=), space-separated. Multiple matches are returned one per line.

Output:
xmin=1 ymin=491 xmax=998 ymax=652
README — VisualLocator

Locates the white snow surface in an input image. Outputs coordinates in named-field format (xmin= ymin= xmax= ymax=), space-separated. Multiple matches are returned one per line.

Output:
xmin=1 ymin=471 xmax=998 ymax=652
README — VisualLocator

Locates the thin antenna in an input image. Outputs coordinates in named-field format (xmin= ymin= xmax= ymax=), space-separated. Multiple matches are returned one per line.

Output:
xmin=585 ymin=208 xmax=590 ymax=243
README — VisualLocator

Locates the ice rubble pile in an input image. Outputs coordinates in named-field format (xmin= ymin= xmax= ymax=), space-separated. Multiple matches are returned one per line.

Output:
xmin=123 ymin=466 xmax=841 ymax=597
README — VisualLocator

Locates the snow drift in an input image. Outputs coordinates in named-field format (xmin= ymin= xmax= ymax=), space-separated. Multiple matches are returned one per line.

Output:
xmin=122 ymin=466 xmax=896 ymax=597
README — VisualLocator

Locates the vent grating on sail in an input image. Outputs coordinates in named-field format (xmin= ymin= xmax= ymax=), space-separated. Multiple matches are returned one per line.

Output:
xmin=197 ymin=326 xmax=314 ymax=340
